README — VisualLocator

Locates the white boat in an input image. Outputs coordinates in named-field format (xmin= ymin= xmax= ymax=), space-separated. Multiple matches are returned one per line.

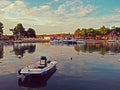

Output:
xmin=18 ymin=56 xmax=57 ymax=75
xmin=107 ymin=39 xmax=116 ymax=42
xmin=50 ymin=39 xmax=63 ymax=44
xmin=63 ymin=38 xmax=77 ymax=44
xmin=14 ymin=40 xmax=22 ymax=43
xmin=76 ymin=39 xmax=86 ymax=44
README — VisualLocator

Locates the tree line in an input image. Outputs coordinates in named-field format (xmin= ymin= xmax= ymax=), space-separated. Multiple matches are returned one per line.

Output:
xmin=74 ymin=26 xmax=120 ymax=38
xmin=0 ymin=22 xmax=120 ymax=39
xmin=0 ymin=22 xmax=4 ymax=35
xmin=10 ymin=23 xmax=36 ymax=38
xmin=0 ymin=22 xmax=36 ymax=38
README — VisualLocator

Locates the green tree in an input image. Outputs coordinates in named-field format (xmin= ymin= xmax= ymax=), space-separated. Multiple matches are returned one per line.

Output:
xmin=87 ymin=28 xmax=96 ymax=36
xmin=99 ymin=26 xmax=110 ymax=36
xmin=95 ymin=29 xmax=101 ymax=35
xmin=80 ymin=28 xmax=87 ymax=37
xmin=13 ymin=23 xmax=25 ymax=38
xmin=0 ymin=22 xmax=4 ymax=39
xmin=112 ymin=27 xmax=120 ymax=36
xmin=74 ymin=28 xmax=80 ymax=37
xmin=27 ymin=28 xmax=36 ymax=38
xmin=0 ymin=45 xmax=3 ymax=58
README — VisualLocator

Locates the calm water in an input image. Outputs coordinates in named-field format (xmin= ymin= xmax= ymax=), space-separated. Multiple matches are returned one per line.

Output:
xmin=0 ymin=42 xmax=120 ymax=90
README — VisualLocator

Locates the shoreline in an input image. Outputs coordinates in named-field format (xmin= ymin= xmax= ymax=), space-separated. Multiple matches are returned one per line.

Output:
xmin=1 ymin=38 xmax=120 ymax=44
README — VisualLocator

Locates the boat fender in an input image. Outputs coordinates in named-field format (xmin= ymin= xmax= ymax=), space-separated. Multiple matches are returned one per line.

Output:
xmin=18 ymin=69 xmax=21 ymax=75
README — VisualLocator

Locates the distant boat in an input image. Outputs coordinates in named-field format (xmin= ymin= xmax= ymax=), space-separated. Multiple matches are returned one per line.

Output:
xmin=14 ymin=40 xmax=22 ymax=43
xmin=63 ymin=38 xmax=77 ymax=44
xmin=50 ymin=39 xmax=63 ymax=44
xmin=76 ymin=39 xmax=86 ymax=44
xmin=18 ymin=56 xmax=57 ymax=76
xmin=107 ymin=39 xmax=116 ymax=42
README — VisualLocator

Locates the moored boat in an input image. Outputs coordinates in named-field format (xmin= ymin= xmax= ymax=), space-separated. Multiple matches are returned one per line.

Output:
xmin=14 ymin=39 xmax=22 ymax=43
xmin=18 ymin=56 xmax=57 ymax=76
xmin=50 ymin=39 xmax=63 ymax=44
xmin=63 ymin=38 xmax=77 ymax=44
xmin=107 ymin=39 xmax=116 ymax=42
xmin=76 ymin=39 xmax=86 ymax=44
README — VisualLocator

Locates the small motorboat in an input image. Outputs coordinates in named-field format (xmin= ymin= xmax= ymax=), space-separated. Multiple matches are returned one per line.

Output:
xmin=18 ymin=56 xmax=57 ymax=76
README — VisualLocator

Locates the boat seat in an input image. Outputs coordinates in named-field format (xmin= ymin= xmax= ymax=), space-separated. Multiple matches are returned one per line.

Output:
xmin=29 ymin=69 xmax=41 ymax=71
xmin=38 ymin=65 xmax=46 ymax=68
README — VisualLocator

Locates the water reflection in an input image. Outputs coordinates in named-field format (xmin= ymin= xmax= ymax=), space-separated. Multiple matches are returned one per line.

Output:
xmin=74 ymin=42 xmax=120 ymax=55
xmin=74 ymin=45 xmax=80 ymax=55
xmin=0 ymin=45 xmax=3 ymax=59
xmin=12 ymin=43 xmax=36 ymax=58
xmin=0 ymin=42 xmax=119 ymax=90
xmin=0 ymin=41 xmax=119 ymax=59
xmin=18 ymin=68 xmax=57 ymax=88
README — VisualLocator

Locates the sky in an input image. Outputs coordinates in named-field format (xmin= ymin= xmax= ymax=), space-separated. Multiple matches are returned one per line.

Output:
xmin=0 ymin=0 xmax=120 ymax=35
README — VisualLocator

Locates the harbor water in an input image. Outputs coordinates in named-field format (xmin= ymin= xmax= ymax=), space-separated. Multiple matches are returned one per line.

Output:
xmin=0 ymin=42 xmax=120 ymax=90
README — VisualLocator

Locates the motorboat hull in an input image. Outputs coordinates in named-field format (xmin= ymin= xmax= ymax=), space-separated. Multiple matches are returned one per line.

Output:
xmin=18 ymin=61 xmax=57 ymax=76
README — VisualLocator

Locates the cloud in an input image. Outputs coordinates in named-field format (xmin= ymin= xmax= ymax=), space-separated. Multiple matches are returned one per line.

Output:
xmin=0 ymin=0 xmax=95 ymax=23
xmin=0 ymin=0 xmax=120 ymax=35
xmin=52 ymin=0 xmax=95 ymax=24
xmin=0 ymin=9 xmax=5 ymax=15
xmin=78 ymin=14 xmax=120 ymax=28
xmin=115 ymin=8 xmax=120 ymax=13
xmin=39 ymin=5 xmax=51 ymax=11
xmin=54 ymin=0 xmax=59 ymax=2
xmin=0 ymin=0 xmax=11 ymax=15
xmin=9 ymin=1 xmax=26 ymax=10
xmin=0 ymin=0 xmax=11 ymax=8
xmin=1 ymin=0 xmax=27 ymax=18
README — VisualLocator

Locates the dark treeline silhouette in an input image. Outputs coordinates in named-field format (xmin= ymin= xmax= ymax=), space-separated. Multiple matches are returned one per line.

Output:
xmin=10 ymin=23 xmax=36 ymax=38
